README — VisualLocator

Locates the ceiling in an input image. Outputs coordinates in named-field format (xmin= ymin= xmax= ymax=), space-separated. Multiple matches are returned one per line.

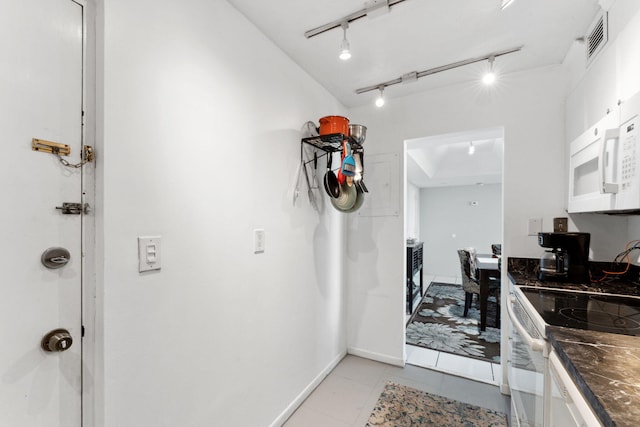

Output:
xmin=227 ymin=0 xmax=603 ymax=188
xmin=406 ymin=127 xmax=503 ymax=187
xmin=228 ymin=0 xmax=602 ymax=108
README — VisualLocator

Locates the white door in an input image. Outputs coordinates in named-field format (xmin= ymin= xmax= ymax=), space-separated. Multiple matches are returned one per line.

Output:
xmin=0 ymin=0 xmax=86 ymax=425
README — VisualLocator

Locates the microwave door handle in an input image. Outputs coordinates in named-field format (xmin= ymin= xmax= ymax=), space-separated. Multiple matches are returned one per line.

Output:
xmin=507 ymin=296 xmax=545 ymax=352
xmin=601 ymin=128 xmax=620 ymax=194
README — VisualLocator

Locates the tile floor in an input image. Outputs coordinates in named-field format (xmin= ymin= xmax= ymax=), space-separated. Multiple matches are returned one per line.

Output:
xmin=283 ymin=275 xmax=508 ymax=426
xmin=405 ymin=274 xmax=502 ymax=385
xmin=406 ymin=345 xmax=501 ymax=384
xmin=283 ymin=354 xmax=510 ymax=427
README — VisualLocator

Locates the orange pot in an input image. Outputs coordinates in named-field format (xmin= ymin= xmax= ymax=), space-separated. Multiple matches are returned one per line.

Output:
xmin=319 ymin=116 xmax=349 ymax=136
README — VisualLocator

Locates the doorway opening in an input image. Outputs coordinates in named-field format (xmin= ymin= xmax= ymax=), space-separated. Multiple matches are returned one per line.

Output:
xmin=403 ymin=126 xmax=504 ymax=384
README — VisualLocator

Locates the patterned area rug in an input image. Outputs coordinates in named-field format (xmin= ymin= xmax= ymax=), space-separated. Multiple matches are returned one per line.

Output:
xmin=406 ymin=282 xmax=500 ymax=363
xmin=366 ymin=382 xmax=508 ymax=426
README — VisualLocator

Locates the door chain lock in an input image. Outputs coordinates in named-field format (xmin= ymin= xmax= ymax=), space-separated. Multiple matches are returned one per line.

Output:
xmin=83 ymin=145 xmax=94 ymax=162
xmin=56 ymin=202 xmax=89 ymax=215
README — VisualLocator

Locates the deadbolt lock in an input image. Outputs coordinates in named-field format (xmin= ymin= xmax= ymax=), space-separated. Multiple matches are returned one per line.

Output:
xmin=41 ymin=328 xmax=73 ymax=352
xmin=41 ymin=247 xmax=71 ymax=269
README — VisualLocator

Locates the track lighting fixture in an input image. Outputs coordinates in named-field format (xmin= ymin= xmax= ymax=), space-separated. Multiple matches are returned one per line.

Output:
xmin=482 ymin=56 xmax=496 ymax=85
xmin=339 ymin=22 xmax=351 ymax=61
xmin=375 ymin=87 xmax=385 ymax=107
xmin=356 ymin=46 xmax=522 ymax=101
xmin=304 ymin=0 xmax=403 ymax=39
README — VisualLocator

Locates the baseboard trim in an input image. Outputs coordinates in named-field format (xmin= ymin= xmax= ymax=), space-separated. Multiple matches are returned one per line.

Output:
xmin=269 ymin=350 xmax=347 ymax=427
xmin=347 ymin=346 xmax=404 ymax=367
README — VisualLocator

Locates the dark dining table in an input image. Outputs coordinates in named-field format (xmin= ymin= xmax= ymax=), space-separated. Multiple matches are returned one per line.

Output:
xmin=476 ymin=255 xmax=500 ymax=331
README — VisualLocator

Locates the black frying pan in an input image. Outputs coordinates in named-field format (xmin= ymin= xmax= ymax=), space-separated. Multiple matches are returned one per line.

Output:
xmin=324 ymin=153 xmax=340 ymax=198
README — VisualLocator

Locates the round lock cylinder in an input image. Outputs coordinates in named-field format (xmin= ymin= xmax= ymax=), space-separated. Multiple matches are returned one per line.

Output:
xmin=41 ymin=328 xmax=73 ymax=352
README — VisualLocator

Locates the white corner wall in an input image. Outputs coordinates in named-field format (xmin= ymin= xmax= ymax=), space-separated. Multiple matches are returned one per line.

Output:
xmin=346 ymin=65 xmax=568 ymax=365
xmin=420 ymin=184 xmax=502 ymax=277
xmin=98 ymin=1 xmax=347 ymax=425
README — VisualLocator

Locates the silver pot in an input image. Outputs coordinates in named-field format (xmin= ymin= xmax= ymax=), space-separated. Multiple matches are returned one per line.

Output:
xmin=349 ymin=124 xmax=367 ymax=145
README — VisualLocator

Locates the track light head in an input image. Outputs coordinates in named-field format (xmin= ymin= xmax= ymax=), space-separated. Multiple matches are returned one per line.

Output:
xmin=375 ymin=86 xmax=385 ymax=107
xmin=482 ymin=72 xmax=496 ymax=85
xmin=339 ymin=40 xmax=351 ymax=61
xmin=339 ymin=22 xmax=351 ymax=61
xmin=482 ymin=56 xmax=496 ymax=85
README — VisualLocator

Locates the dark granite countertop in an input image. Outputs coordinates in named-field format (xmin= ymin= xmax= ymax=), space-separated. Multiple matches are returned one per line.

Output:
xmin=508 ymin=257 xmax=640 ymax=296
xmin=547 ymin=327 xmax=640 ymax=427
xmin=508 ymin=257 xmax=640 ymax=426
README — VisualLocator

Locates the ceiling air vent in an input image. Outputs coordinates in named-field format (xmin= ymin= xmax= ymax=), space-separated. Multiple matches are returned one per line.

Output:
xmin=586 ymin=11 xmax=608 ymax=65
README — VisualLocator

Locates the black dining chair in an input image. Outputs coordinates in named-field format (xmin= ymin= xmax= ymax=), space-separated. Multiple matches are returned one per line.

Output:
xmin=491 ymin=243 xmax=502 ymax=257
xmin=457 ymin=249 xmax=501 ymax=326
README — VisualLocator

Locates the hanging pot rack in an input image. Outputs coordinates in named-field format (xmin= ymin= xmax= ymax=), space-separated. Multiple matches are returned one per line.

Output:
xmin=302 ymin=132 xmax=362 ymax=154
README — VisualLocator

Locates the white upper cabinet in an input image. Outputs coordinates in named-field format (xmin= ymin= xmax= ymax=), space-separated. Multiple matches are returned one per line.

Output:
xmin=565 ymin=5 xmax=640 ymax=142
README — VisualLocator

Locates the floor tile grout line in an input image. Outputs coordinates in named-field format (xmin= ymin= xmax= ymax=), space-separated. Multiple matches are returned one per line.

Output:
xmin=407 ymin=347 xmax=499 ymax=386
xmin=355 ymin=372 xmax=398 ymax=426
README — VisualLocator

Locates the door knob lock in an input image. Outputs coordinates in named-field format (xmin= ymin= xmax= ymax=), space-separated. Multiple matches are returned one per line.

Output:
xmin=41 ymin=328 xmax=73 ymax=352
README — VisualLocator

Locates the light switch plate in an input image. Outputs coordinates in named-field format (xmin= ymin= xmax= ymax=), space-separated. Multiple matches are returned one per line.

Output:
xmin=138 ymin=236 xmax=161 ymax=272
xmin=254 ymin=229 xmax=265 ymax=254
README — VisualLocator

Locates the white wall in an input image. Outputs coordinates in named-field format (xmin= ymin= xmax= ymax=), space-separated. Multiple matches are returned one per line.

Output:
xmin=98 ymin=1 xmax=347 ymax=426
xmin=420 ymin=184 xmax=502 ymax=277
xmin=405 ymin=181 xmax=420 ymax=240
xmin=346 ymin=65 xmax=568 ymax=366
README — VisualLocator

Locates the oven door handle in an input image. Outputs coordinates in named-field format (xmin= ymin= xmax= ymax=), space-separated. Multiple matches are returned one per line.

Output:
xmin=507 ymin=296 xmax=545 ymax=352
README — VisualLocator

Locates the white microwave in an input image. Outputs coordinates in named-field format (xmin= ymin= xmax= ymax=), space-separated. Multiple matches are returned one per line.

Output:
xmin=568 ymin=93 xmax=640 ymax=213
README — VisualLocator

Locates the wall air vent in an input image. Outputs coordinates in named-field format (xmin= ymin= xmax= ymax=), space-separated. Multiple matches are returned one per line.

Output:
xmin=586 ymin=11 xmax=608 ymax=65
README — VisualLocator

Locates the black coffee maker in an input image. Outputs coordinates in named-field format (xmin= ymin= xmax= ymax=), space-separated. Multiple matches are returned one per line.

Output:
xmin=538 ymin=232 xmax=590 ymax=283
